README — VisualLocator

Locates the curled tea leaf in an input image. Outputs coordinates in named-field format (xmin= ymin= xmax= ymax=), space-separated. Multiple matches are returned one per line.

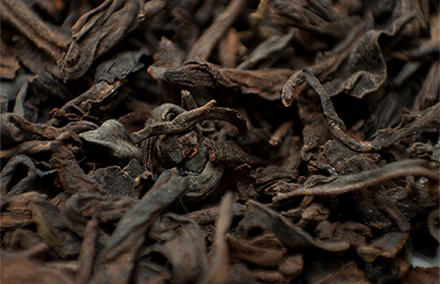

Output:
xmin=79 ymin=119 xmax=141 ymax=164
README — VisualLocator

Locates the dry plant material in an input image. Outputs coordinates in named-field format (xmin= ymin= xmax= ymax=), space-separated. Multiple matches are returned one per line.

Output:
xmin=1 ymin=1 xmax=439 ymax=283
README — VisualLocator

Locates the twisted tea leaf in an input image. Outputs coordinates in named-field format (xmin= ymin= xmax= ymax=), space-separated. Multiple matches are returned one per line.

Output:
xmin=273 ymin=159 xmax=439 ymax=205
xmin=132 ymin=100 xmax=247 ymax=143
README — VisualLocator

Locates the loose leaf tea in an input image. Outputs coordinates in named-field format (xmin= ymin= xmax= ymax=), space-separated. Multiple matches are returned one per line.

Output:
xmin=1 ymin=0 xmax=439 ymax=283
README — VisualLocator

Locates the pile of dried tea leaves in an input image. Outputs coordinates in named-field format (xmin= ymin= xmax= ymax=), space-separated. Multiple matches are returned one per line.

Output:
xmin=1 ymin=0 xmax=439 ymax=283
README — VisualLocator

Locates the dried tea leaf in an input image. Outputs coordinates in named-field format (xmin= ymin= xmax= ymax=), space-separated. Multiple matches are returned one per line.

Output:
xmin=61 ymin=192 xmax=136 ymax=250
xmin=238 ymin=200 xmax=350 ymax=252
xmin=400 ymin=267 xmax=440 ymax=284
xmin=186 ymin=0 xmax=247 ymax=60
xmin=49 ymin=133 xmax=104 ymax=195
xmin=273 ymin=159 xmax=439 ymax=204
xmin=1 ymin=82 xmax=35 ymax=147
xmin=409 ymin=142 xmax=440 ymax=162
xmin=138 ymin=0 xmax=167 ymax=21
xmin=196 ymin=191 xmax=233 ymax=284
xmin=0 ymin=155 xmax=36 ymax=197
xmin=79 ymin=119 xmax=141 ymax=165
xmin=1 ymin=244 xmax=74 ymax=284
xmin=184 ymin=160 xmax=225 ymax=204
xmin=0 ymin=0 xmax=69 ymax=78
xmin=357 ymin=232 xmax=409 ymax=262
xmin=48 ymin=80 xmax=125 ymax=125
xmin=204 ymin=140 xmax=266 ymax=166
xmin=316 ymin=220 xmax=372 ymax=248
xmin=315 ymin=261 xmax=369 ymax=284
xmin=1 ymin=192 xmax=46 ymax=229
xmin=60 ymin=0 xmax=143 ymax=81
xmin=88 ymin=161 xmax=142 ymax=198
xmin=2 ymin=228 xmax=42 ymax=252
xmin=184 ymin=202 xmax=247 ymax=226
xmin=139 ymin=213 xmax=209 ymax=284
xmin=95 ymin=48 xmax=147 ymax=83
xmin=6 ymin=113 xmax=97 ymax=140
xmin=75 ymin=217 xmax=98 ymax=284
xmin=152 ymin=37 xmax=184 ymax=69
xmin=217 ymin=28 xmax=240 ymax=68
xmin=132 ymin=100 xmax=247 ymax=143
xmin=215 ymin=163 xmax=258 ymax=202
xmin=0 ymin=39 xmax=20 ymax=79
xmin=270 ymin=0 xmax=361 ymax=39
xmin=148 ymin=61 xmax=295 ymax=100
xmin=322 ymin=14 xmax=415 ymax=99
xmin=228 ymin=233 xmax=287 ymax=267
xmin=282 ymin=8 xmax=423 ymax=106
xmin=90 ymin=169 xmax=189 ymax=284
xmin=330 ymin=103 xmax=440 ymax=153
xmin=29 ymin=72 xmax=74 ymax=101
xmin=27 ymin=198 xmax=81 ymax=258
xmin=237 ymin=28 xmax=296 ymax=70
xmin=171 ymin=7 xmax=200 ymax=54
